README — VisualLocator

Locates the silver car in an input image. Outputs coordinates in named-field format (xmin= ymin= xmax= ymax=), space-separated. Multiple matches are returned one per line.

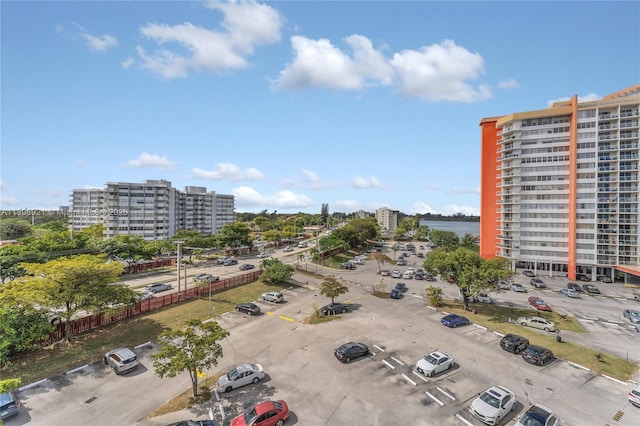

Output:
xmin=145 ymin=282 xmax=172 ymax=293
xmin=104 ymin=347 xmax=139 ymax=375
xmin=216 ymin=363 xmax=265 ymax=393
xmin=261 ymin=291 xmax=284 ymax=303
xmin=623 ymin=309 xmax=640 ymax=324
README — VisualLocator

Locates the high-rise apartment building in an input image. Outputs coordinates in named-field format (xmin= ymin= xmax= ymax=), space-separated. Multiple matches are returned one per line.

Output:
xmin=70 ymin=179 xmax=235 ymax=240
xmin=479 ymin=85 xmax=639 ymax=282
xmin=375 ymin=207 xmax=399 ymax=234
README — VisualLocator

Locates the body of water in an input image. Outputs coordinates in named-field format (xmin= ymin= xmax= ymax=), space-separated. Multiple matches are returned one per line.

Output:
xmin=419 ymin=220 xmax=480 ymax=238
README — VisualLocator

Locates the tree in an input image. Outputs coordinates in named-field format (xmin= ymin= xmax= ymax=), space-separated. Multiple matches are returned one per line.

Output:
xmin=0 ymin=254 xmax=134 ymax=342
xmin=425 ymin=286 xmax=444 ymax=307
xmin=414 ymin=225 xmax=430 ymax=241
xmin=217 ymin=221 xmax=252 ymax=248
xmin=0 ymin=305 xmax=53 ymax=367
xmin=0 ymin=219 xmax=33 ymax=240
xmin=152 ymin=318 xmax=229 ymax=398
xmin=370 ymin=251 xmax=388 ymax=274
xmin=320 ymin=203 xmax=329 ymax=228
xmin=459 ymin=233 xmax=478 ymax=250
xmin=428 ymin=230 xmax=460 ymax=251
xmin=262 ymin=229 xmax=281 ymax=242
xmin=259 ymin=258 xmax=294 ymax=285
xmin=99 ymin=235 xmax=155 ymax=267
xmin=0 ymin=377 xmax=21 ymax=393
xmin=320 ymin=276 xmax=349 ymax=304
xmin=423 ymin=247 xmax=512 ymax=311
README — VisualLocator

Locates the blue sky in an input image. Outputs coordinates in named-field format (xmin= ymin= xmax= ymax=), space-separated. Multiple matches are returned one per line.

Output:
xmin=2 ymin=1 xmax=638 ymax=216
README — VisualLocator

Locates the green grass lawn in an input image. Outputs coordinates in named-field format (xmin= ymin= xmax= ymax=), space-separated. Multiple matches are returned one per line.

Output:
xmin=2 ymin=280 xmax=287 ymax=384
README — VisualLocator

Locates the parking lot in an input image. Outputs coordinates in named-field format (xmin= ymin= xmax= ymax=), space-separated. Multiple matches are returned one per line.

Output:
xmin=10 ymin=242 xmax=640 ymax=426
xmin=146 ymin=276 xmax=639 ymax=426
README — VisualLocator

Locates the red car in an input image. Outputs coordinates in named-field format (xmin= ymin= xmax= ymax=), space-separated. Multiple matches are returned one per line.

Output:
xmin=231 ymin=400 xmax=289 ymax=426
xmin=528 ymin=296 xmax=551 ymax=311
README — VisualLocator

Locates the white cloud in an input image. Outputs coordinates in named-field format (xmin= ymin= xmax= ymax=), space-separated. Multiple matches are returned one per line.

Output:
xmin=126 ymin=152 xmax=176 ymax=170
xmin=275 ymin=36 xmax=490 ymax=103
xmin=274 ymin=34 xmax=394 ymax=90
xmin=80 ymin=31 xmax=118 ymax=52
xmin=334 ymin=199 xmax=362 ymax=211
xmin=0 ymin=180 xmax=4 ymax=190
xmin=411 ymin=201 xmax=438 ymax=214
xmin=548 ymin=92 xmax=602 ymax=106
xmin=391 ymin=40 xmax=490 ymax=102
xmin=232 ymin=185 xmax=313 ymax=209
xmin=497 ymin=79 xmax=520 ymax=89
xmin=193 ymin=163 xmax=264 ymax=181
xmin=121 ymin=57 xmax=135 ymax=69
xmin=301 ymin=167 xmax=319 ymax=183
xmin=137 ymin=0 xmax=283 ymax=79
xmin=352 ymin=176 xmax=384 ymax=189
xmin=424 ymin=182 xmax=440 ymax=191
xmin=439 ymin=204 xmax=480 ymax=216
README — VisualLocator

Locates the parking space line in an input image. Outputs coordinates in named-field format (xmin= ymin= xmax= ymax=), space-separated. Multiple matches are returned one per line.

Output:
xmin=390 ymin=356 xmax=404 ymax=365
xmin=278 ymin=315 xmax=295 ymax=322
xmin=425 ymin=390 xmax=444 ymax=406
xmin=373 ymin=344 xmax=385 ymax=352
xmin=412 ymin=294 xmax=424 ymax=299
xmin=412 ymin=371 xmax=429 ymax=383
xmin=473 ymin=324 xmax=487 ymax=331
xmin=567 ymin=361 xmax=591 ymax=371
xmin=493 ymin=331 xmax=505 ymax=337
xmin=402 ymin=373 xmax=417 ymax=386
xmin=436 ymin=386 xmax=456 ymax=401
xmin=455 ymin=413 xmax=475 ymax=426
xmin=343 ymin=299 xmax=352 ymax=303
xmin=602 ymin=374 xmax=628 ymax=386
xmin=265 ymin=311 xmax=275 ymax=316
xmin=382 ymin=359 xmax=396 ymax=369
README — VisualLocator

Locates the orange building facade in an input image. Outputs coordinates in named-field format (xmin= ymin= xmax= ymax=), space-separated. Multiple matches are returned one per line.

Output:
xmin=479 ymin=85 xmax=640 ymax=282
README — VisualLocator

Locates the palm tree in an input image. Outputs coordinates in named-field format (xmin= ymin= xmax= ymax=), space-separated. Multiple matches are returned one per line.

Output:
xmin=425 ymin=286 xmax=444 ymax=307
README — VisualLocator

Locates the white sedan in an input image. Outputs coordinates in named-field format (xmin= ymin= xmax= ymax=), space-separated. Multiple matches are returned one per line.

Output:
xmin=391 ymin=270 xmax=402 ymax=278
xmin=216 ymin=363 xmax=265 ymax=393
xmin=415 ymin=351 xmax=454 ymax=377
xmin=469 ymin=385 xmax=516 ymax=425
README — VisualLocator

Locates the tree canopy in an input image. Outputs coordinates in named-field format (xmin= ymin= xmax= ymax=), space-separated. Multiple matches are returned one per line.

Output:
xmin=152 ymin=318 xmax=229 ymax=397
xmin=423 ymin=247 xmax=512 ymax=310
xmin=428 ymin=230 xmax=460 ymax=251
xmin=0 ymin=254 xmax=134 ymax=342
xmin=259 ymin=258 xmax=294 ymax=285
xmin=320 ymin=276 xmax=349 ymax=304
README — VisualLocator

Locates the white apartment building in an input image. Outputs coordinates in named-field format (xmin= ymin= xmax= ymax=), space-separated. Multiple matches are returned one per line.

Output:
xmin=70 ymin=179 xmax=235 ymax=240
xmin=480 ymin=84 xmax=639 ymax=282
xmin=375 ymin=207 xmax=398 ymax=234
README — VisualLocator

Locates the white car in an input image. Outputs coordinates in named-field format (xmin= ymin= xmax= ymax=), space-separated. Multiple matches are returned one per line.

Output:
xmin=402 ymin=271 xmax=413 ymax=279
xmin=469 ymin=385 xmax=516 ymax=425
xmin=405 ymin=267 xmax=415 ymax=275
xmin=515 ymin=404 xmax=559 ymax=426
xmin=629 ymin=383 xmax=640 ymax=407
xmin=510 ymin=283 xmax=527 ymax=293
xmin=476 ymin=294 xmax=492 ymax=304
xmin=415 ymin=351 xmax=454 ymax=377
xmin=391 ymin=270 xmax=401 ymax=278
xmin=517 ymin=316 xmax=556 ymax=332
xmin=216 ymin=363 xmax=265 ymax=393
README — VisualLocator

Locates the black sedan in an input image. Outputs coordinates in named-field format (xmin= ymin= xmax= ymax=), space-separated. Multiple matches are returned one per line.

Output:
xmin=334 ymin=342 xmax=369 ymax=363
xmin=166 ymin=421 xmax=216 ymax=426
xmin=499 ymin=334 xmax=529 ymax=354
xmin=321 ymin=303 xmax=351 ymax=315
xmin=235 ymin=303 xmax=261 ymax=315
xmin=521 ymin=345 xmax=554 ymax=366
xmin=239 ymin=263 xmax=255 ymax=271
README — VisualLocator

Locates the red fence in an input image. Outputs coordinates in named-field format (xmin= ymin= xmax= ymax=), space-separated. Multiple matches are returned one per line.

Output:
xmin=123 ymin=259 xmax=175 ymax=274
xmin=43 ymin=270 xmax=263 ymax=345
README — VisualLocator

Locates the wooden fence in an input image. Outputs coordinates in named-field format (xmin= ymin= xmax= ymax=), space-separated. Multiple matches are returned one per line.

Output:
xmin=43 ymin=270 xmax=263 ymax=345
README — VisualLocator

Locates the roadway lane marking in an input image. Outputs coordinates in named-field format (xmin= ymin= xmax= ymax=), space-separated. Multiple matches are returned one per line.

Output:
xmin=425 ymin=390 xmax=444 ymax=406
xmin=278 ymin=315 xmax=295 ymax=322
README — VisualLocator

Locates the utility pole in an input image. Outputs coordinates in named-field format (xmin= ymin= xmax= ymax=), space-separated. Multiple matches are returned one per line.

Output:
xmin=175 ymin=240 xmax=185 ymax=293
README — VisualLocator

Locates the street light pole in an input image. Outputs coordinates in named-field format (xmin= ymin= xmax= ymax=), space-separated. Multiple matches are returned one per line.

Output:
xmin=174 ymin=240 xmax=185 ymax=293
